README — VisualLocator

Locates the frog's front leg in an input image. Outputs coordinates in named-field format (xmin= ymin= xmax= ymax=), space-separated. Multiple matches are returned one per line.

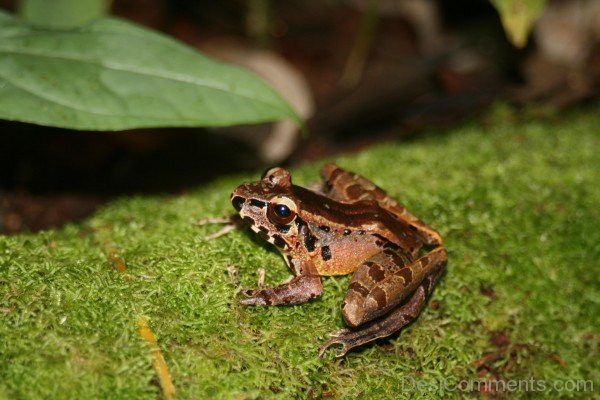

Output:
xmin=240 ymin=259 xmax=323 ymax=306
xmin=320 ymin=246 xmax=447 ymax=357
xmin=240 ymin=274 xmax=322 ymax=305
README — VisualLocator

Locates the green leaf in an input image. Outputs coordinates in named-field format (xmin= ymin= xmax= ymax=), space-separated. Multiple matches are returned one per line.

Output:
xmin=490 ymin=0 xmax=547 ymax=48
xmin=0 ymin=10 xmax=300 ymax=130
xmin=19 ymin=0 xmax=109 ymax=29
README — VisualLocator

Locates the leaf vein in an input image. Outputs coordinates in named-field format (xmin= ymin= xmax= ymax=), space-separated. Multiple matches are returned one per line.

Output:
xmin=0 ymin=48 xmax=292 ymax=116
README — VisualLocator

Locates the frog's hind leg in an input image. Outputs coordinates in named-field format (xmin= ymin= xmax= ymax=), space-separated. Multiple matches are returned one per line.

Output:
xmin=320 ymin=164 xmax=442 ymax=246
xmin=342 ymin=246 xmax=447 ymax=327
xmin=319 ymin=247 xmax=447 ymax=358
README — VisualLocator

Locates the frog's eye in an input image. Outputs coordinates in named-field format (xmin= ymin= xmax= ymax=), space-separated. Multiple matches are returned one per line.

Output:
xmin=267 ymin=203 xmax=296 ymax=225
xmin=267 ymin=197 xmax=297 ymax=225
xmin=274 ymin=204 xmax=291 ymax=218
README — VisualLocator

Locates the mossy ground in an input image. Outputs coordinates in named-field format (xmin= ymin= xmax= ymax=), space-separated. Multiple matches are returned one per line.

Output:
xmin=1 ymin=104 xmax=599 ymax=399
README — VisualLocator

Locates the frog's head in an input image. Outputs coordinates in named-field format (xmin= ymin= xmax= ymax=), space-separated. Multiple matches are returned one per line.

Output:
xmin=230 ymin=167 xmax=300 ymax=251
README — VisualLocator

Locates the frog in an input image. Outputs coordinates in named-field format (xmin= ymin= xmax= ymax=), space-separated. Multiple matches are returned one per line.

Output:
xmin=227 ymin=164 xmax=447 ymax=358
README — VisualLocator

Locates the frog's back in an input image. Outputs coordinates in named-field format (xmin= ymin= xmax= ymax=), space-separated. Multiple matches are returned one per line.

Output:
xmin=290 ymin=186 xmax=421 ymax=275
xmin=320 ymin=164 xmax=443 ymax=246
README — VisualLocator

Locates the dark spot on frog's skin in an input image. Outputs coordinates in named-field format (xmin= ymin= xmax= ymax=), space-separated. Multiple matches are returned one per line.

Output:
xmin=358 ymin=230 xmax=365 ymax=235
xmin=304 ymin=232 xmax=317 ymax=252
xmin=397 ymin=267 xmax=413 ymax=285
xmin=348 ymin=281 xmax=370 ymax=296
xmin=243 ymin=216 xmax=256 ymax=226
xmin=321 ymin=246 xmax=332 ymax=261
xmin=343 ymin=229 xmax=352 ymax=236
xmin=324 ymin=180 xmax=333 ymax=191
xmin=295 ymin=217 xmax=317 ymax=252
xmin=258 ymin=226 xmax=270 ymax=240
xmin=318 ymin=225 xmax=330 ymax=232
xmin=249 ymin=199 xmax=266 ymax=208
xmin=383 ymin=241 xmax=399 ymax=250
xmin=328 ymin=168 xmax=343 ymax=182
xmin=384 ymin=249 xmax=410 ymax=267
xmin=409 ymin=225 xmax=418 ymax=231
xmin=232 ymin=196 xmax=245 ymax=211
xmin=367 ymin=263 xmax=386 ymax=282
xmin=370 ymin=287 xmax=388 ymax=309
xmin=272 ymin=235 xmax=287 ymax=249
xmin=346 ymin=184 xmax=365 ymax=199
xmin=276 ymin=224 xmax=291 ymax=233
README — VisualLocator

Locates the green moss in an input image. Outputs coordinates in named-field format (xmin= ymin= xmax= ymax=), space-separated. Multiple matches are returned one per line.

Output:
xmin=1 ymin=104 xmax=599 ymax=399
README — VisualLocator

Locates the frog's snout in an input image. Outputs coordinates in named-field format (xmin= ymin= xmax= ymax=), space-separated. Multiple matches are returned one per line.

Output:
xmin=231 ymin=195 xmax=245 ymax=212
xmin=230 ymin=182 xmax=251 ymax=208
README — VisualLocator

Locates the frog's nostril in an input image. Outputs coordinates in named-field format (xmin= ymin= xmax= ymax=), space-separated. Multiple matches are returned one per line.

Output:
xmin=232 ymin=196 xmax=245 ymax=211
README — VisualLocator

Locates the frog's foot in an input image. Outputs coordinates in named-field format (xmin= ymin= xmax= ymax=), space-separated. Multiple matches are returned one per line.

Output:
xmin=195 ymin=215 xmax=240 ymax=240
xmin=239 ymin=288 xmax=269 ymax=306
xmin=319 ymin=328 xmax=373 ymax=358
xmin=228 ymin=266 xmax=267 ymax=300
xmin=238 ymin=274 xmax=323 ymax=306
xmin=318 ymin=328 xmax=354 ymax=358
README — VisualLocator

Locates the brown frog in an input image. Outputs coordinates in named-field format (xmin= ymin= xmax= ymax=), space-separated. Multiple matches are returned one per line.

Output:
xmin=228 ymin=164 xmax=447 ymax=357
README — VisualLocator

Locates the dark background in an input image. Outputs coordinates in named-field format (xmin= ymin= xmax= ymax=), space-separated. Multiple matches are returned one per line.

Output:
xmin=1 ymin=0 xmax=598 ymax=233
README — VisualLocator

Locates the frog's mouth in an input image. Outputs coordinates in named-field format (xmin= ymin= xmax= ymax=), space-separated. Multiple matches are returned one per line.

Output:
xmin=246 ymin=217 xmax=296 ymax=253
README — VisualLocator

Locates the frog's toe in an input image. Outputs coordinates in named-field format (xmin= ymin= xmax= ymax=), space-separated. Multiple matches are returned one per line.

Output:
xmin=320 ymin=328 xmax=380 ymax=358
xmin=319 ymin=329 xmax=359 ymax=358
xmin=318 ymin=339 xmax=347 ymax=359
xmin=238 ymin=289 xmax=267 ymax=305
xmin=239 ymin=297 xmax=266 ymax=305
xmin=328 ymin=328 xmax=351 ymax=338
